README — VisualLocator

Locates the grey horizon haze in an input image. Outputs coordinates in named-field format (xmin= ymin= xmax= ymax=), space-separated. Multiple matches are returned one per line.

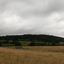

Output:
xmin=0 ymin=0 xmax=64 ymax=37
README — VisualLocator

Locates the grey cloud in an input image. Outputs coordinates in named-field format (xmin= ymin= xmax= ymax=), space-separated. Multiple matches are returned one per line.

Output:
xmin=0 ymin=0 xmax=64 ymax=17
xmin=0 ymin=0 xmax=64 ymax=37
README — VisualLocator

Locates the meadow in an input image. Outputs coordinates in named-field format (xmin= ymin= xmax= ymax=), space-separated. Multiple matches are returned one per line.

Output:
xmin=0 ymin=46 xmax=64 ymax=64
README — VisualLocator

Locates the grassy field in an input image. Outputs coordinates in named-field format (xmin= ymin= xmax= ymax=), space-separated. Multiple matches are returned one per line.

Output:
xmin=0 ymin=46 xmax=64 ymax=64
xmin=0 ymin=40 xmax=64 ymax=46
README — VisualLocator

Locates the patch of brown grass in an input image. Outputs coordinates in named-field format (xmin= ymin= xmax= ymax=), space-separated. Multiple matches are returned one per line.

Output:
xmin=0 ymin=46 xmax=64 ymax=64
xmin=23 ymin=46 xmax=64 ymax=52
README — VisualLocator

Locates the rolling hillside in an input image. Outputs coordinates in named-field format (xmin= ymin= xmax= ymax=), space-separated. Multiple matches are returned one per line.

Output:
xmin=0 ymin=34 xmax=64 ymax=43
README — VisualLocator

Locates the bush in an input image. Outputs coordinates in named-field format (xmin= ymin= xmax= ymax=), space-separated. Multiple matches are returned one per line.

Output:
xmin=28 ymin=41 xmax=36 ymax=46
xmin=6 ymin=40 xmax=9 ymax=44
xmin=47 ymin=42 xmax=51 ymax=46
xmin=35 ymin=43 xmax=42 ymax=46
xmin=15 ymin=41 xmax=22 ymax=46
xmin=51 ymin=42 xmax=56 ymax=46
xmin=42 ymin=42 xmax=47 ymax=46
xmin=10 ymin=42 xmax=15 ymax=44
xmin=0 ymin=42 xmax=2 ymax=46
xmin=3 ymin=40 xmax=9 ymax=44
xmin=13 ymin=37 xmax=18 ymax=42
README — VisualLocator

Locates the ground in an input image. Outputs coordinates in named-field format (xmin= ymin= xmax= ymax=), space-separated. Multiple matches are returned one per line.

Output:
xmin=0 ymin=46 xmax=64 ymax=64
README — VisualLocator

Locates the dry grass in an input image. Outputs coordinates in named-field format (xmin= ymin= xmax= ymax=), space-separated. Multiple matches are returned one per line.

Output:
xmin=0 ymin=46 xmax=64 ymax=64
xmin=23 ymin=46 xmax=64 ymax=52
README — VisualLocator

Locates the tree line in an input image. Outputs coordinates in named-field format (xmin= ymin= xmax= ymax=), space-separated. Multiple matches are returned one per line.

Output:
xmin=0 ymin=34 xmax=64 ymax=43
xmin=0 ymin=34 xmax=64 ymax=46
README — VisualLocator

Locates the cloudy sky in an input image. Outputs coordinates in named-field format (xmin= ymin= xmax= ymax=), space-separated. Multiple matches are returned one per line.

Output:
xmin=0 ymin=0 xmax=64 ymax=37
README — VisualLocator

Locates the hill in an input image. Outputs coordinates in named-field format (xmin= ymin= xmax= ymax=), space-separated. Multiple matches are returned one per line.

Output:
xmin=0 ymin=34 xmax=64 ymax=43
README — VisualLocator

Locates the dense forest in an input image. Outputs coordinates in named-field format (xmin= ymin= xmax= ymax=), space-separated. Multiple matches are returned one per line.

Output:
xmin=0 ymin=34 xmax=64 ymax=43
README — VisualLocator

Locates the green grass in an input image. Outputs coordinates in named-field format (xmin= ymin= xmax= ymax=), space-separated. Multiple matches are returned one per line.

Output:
xmin=1 ymin=40 xmax=64 ymax=46
xmin=19 ymin=41 xmax=45 ymax=46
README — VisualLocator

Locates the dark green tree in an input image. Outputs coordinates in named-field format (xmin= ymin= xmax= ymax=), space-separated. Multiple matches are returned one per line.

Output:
xmin=42 ymin=42 xmax=47 ymax=46
xmin=15 ymin=41 xmax=21 ymax=46
xmin=0 ymin=42 xmax=2 ymax=46
xmin=6 ymin=40 xmax=9 ymax=44
xmin=13 ymin=37 xmax=18 ymax=42
xmin=13 ymin=37 xmax=19 ymax=44
xmin=51 ymin=42 xmax=56 ymax=46
xmin=28 ymin=41 xmax=36 ymax=46
xmin=3 ymin=40 xmax=9 ymax=44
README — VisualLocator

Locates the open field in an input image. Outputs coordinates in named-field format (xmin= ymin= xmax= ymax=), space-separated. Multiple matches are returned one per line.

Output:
xmin=0 ymin=46 xmax=64 ymax=64
xmin=0 ymin=39 xmax=64 ymax=46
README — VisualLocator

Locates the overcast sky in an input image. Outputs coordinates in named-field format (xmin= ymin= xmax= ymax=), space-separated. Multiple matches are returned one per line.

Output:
xmin=0 ymin=0 xmax=64 ymax=37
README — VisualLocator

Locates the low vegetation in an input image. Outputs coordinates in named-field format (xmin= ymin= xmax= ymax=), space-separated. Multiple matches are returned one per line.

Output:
xmin=0 ymin=46 xmax=64 ymax=64
xmin=0 ymin=34 xmax=64 ymax=46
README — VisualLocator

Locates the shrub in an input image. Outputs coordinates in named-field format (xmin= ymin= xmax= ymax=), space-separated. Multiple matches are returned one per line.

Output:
xmin=42 ymin=42 xmax=47 ymax=46
xmin=3 ymin=40 xmax=9 ymax=44
xmin=51 ymin=42 xmax=56 ymax=46
xmin=10 ymin=42 xmax=15 ymax=44
xmin=35 ymin=43 xmax=42 ymax=46
xmin=6 ymin=40 xmax=9 ymax=44
xmin=13 ymin=37 xmax=18 ymax=42
xmin=0 ymin=42 xmax=2 ymax=46
xmin=28 ymin=41 xmax=36 ymax=46
xmin=47 ymin=42 xmax=51 ymax=46
xmin=15 ymin=41 xmax=21 ymax=46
